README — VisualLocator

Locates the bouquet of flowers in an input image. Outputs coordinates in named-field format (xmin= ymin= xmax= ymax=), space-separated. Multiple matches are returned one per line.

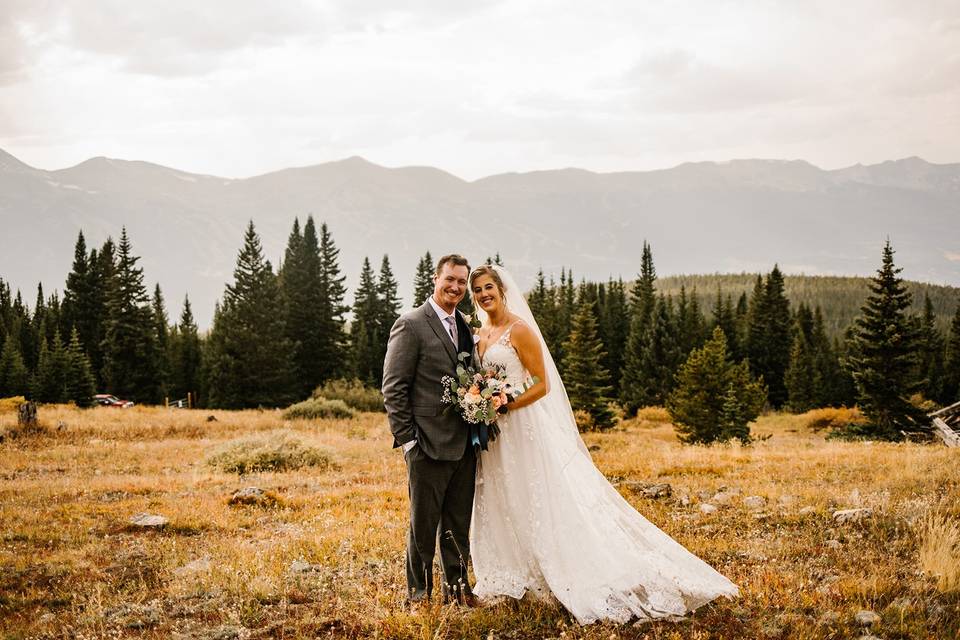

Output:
xmin=441 ymin=353 xmax=527 ymax=449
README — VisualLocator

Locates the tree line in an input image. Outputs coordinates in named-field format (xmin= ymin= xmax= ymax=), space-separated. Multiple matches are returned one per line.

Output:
xmin=530 ymin=240 xmax=960 ymax=441
xmin=1 ymin=220 xmax=958 ymax=443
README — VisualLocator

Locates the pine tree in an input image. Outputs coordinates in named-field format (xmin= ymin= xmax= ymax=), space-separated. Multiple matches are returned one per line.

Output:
xmin=785 ymin=329 xmax=817 ymax=412
xmin=412 ymin=252 xmax=435 ymax=307
xmin=373 ymin=255 xmax=401 ymax=387
xmin=676 ymin=285 xmax=705 ymax=356
xmin=0 ymin=333 xmax=29 ymax=397
xmin=811 ymin=307 xmax=843 ymax=407
xmin=763 ymin=266 xmax=792 ymax=407
xmin=845 ymin=241 xmax=927 ymax=439
xmin=712 ymin=288 xmax=740 ymax=361
xmin=205 ymin=221 xmax=296 ymax=408
xmin=350 ymin=257 xmax=381 ymax=386
xmin=62 ymin=231 xmax=95 ymax=352
xmin=529 ymin=270 xmax=560 ymax=359
xmin=65 ymin=327 xmax=96 ymax=407
xmin=100 ymin=228 xmax=160 ymax=403
xmin=637 ymin=295 xmax=682 ymax=406
xmin=621 ymin=244 xmax=658 ymax=412
xmin=667 ymin=327 xmax=767 ymax=444
xmin=744 ymin=267 xmax=792 ymax=408
xmin=600 ymin=278 xmax=629 ymax=392
xmin=316 ymin=221 xmax=349 ymax=383
xmin=916 ymin=294 xmax=945 ymax=403
xmin=943 ymin=300 xmax=960 ymax=404
xmin=87 ymin=239 xmax=116 ymax=388
xmin=280 ymin=217 xmax=319 ymax=398
xmin=152 ymin=283 xmax=170 ymax=398
xmin=32 ymin=331 xmax=70 ymax=403
xmin=561 ymin=302 xmax=615 ymax=428
xmin=631 ymin=241 xmax=657 ymax=319
xmin=170 ymin=295 xmax=201 ymax=403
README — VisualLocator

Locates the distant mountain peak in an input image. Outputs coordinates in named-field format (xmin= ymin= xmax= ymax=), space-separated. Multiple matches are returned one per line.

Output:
xmin=0 ymin=147 xmax=35 ymax=172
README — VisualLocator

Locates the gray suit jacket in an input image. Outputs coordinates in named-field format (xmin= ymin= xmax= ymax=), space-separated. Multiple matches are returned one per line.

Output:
xmin=382 ymin=301 xmax=474 ymax=461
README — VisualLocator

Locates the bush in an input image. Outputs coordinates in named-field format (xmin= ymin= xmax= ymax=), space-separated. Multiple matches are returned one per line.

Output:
xmin=635 ymin=406 xmax=672 ymax=423
xmin=0 ymin=396 xmax=27 ymax=413
xmin=206 ymin=431 xmax=336 ymax=474
xmin=801 ymin=407 xmax=866 ymax=432
xmin=573 ymin=409 xmax=594 ymax=432
xmin=284 ymin=397 xmax=356 ymax=420
xmin=312 ymin=378 xmax=384 ymax=412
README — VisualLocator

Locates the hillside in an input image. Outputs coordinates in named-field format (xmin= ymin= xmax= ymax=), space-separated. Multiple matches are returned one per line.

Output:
xmin=1 ymin=148 xmax=958 ymax=327
xmin=653 ymin=274 xmax=959 ymax=336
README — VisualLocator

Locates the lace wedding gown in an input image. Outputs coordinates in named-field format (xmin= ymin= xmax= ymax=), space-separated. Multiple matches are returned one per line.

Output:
xmin=470 ymin=324 xmax=739 ymax=624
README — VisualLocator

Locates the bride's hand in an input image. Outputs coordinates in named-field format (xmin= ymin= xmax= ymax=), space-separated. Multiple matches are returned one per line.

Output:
xmin=505 ymin=321 xmax=550 ymax=411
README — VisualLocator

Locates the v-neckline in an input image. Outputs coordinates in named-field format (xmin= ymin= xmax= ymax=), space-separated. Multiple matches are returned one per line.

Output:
xmin=478 ymin=320 xmax=517 ymax=365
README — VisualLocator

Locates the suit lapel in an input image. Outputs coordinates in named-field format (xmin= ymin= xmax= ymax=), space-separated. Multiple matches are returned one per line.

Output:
xmin=455 ymin=311 xmax=474 ymax=367
xmin=422 ymin=302 xmax=459 ymax=364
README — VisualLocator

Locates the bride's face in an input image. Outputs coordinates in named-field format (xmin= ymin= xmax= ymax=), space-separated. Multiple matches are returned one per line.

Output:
xmin=472 ymin=274 xmax=504 ymax=314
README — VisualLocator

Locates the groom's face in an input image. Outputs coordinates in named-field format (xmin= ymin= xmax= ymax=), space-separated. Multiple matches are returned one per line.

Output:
xmin=433 ymin=263 xmax=469 ymax=311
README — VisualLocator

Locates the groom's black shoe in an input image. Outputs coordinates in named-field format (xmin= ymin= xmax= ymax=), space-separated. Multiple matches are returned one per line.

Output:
xmin=442 ymin=583 xmax=479 ymax=607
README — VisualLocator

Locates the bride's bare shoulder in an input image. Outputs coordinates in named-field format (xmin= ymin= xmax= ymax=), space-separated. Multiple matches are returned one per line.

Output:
xmin=508 ymin=318 xmax=535 ymax=341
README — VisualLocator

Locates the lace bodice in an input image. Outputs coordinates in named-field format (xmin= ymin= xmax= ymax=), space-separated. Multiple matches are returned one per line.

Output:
xmin=479 ymin=323 xmax=528 ymax=388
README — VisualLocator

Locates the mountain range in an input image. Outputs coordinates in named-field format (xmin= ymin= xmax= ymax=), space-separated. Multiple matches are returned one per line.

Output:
xmin=1 ymin=148 xmax=958 ymax=328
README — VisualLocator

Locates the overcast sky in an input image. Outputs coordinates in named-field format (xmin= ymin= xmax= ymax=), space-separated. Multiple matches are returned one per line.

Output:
xmin=1 ymin=0 xmax=958 ymax=179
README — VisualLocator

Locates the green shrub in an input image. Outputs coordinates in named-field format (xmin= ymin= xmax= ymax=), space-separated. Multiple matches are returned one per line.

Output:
xmin=311 ymin=378 xmax=384 ymax=412
xmin=206 ymin=431 xmax=335 ymax=474
xmin=283 ymin=397 xmax=356 ymax=420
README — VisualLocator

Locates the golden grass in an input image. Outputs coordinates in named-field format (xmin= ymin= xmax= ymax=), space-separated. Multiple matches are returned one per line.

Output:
xmin=799 ymin=406 xmax=866 ymax=433
xmin=916 ymin=511 xmax=960 ymax=593
xmin=1 ymin=404 xmax=958 ymax=638
xmin=635 ymin=406 xmax=672 ymax=424
xmin=0 ymin=395 xmax=27 ymax=413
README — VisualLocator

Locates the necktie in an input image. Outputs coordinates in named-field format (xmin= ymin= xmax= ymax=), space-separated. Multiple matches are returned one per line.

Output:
xmin=444 ymin=316 xmax=458 ymax=345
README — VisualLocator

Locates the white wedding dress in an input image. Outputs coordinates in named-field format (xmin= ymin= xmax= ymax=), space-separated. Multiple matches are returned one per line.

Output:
xmin=470 ymin=316 xmax=739 ymax=624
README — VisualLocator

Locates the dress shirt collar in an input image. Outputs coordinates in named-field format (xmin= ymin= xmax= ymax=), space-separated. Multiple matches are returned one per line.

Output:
xmin=428 ymin=295 xmax=458 ymax=324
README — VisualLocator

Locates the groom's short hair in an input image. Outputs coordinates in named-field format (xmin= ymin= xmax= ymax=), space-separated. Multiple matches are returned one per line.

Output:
xmin=435 ymin=254 xmax=470 ymax=277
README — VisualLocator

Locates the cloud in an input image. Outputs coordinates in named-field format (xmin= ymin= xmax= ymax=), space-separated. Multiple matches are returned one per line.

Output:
xmin=944 ymin=250 xmax=960 ymax=262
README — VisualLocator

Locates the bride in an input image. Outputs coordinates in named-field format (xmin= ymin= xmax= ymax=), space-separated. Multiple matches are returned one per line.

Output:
xmin=468 ymin=264 xmax=739 ymax=624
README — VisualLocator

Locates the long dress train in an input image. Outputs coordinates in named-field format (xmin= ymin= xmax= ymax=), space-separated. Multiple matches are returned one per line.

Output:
xmin=470 ymin=326 xmax=739 ymax=624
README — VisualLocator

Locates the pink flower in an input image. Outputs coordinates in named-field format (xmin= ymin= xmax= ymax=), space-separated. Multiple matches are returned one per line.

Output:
xmin=469 ymin=384 xmax=480 ymax=395
xmin=492 ymin=396 xmax=503 ymax=409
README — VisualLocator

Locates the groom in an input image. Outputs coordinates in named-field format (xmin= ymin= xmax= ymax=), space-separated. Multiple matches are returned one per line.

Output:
xmin=382 ymin=254 xmax=478 ymax=608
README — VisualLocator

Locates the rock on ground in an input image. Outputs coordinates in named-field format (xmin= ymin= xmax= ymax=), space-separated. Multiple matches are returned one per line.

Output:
xmin=855 ymin=610 xmax=880 ymax=627
xmin=129 ymin=513 xmax=168 ymax=528
xmin=833 ymin=508 xmax=873 ymax=524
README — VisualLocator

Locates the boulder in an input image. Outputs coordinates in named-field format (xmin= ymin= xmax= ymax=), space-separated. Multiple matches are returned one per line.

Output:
xmin=228 ymin=486 xmax=276 ymax=506
xmin=833 ymin=508 xmax=873 ymax=524
xmin=129 ymin=513 xmax=168 ymax=528
xmin=743 ymin=495 xmax=766 ymax=509
xmin=855 ymin=610 xmax=880 ymax=627
xmin=640 ymin=483 xmax=672 ymax=499
xmin=699 ymin=503 xmax=718 ymax=514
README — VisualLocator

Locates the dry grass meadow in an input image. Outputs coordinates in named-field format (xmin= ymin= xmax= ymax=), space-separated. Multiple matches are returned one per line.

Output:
xmin=1 ymin=404 xmax=959 ymax=639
